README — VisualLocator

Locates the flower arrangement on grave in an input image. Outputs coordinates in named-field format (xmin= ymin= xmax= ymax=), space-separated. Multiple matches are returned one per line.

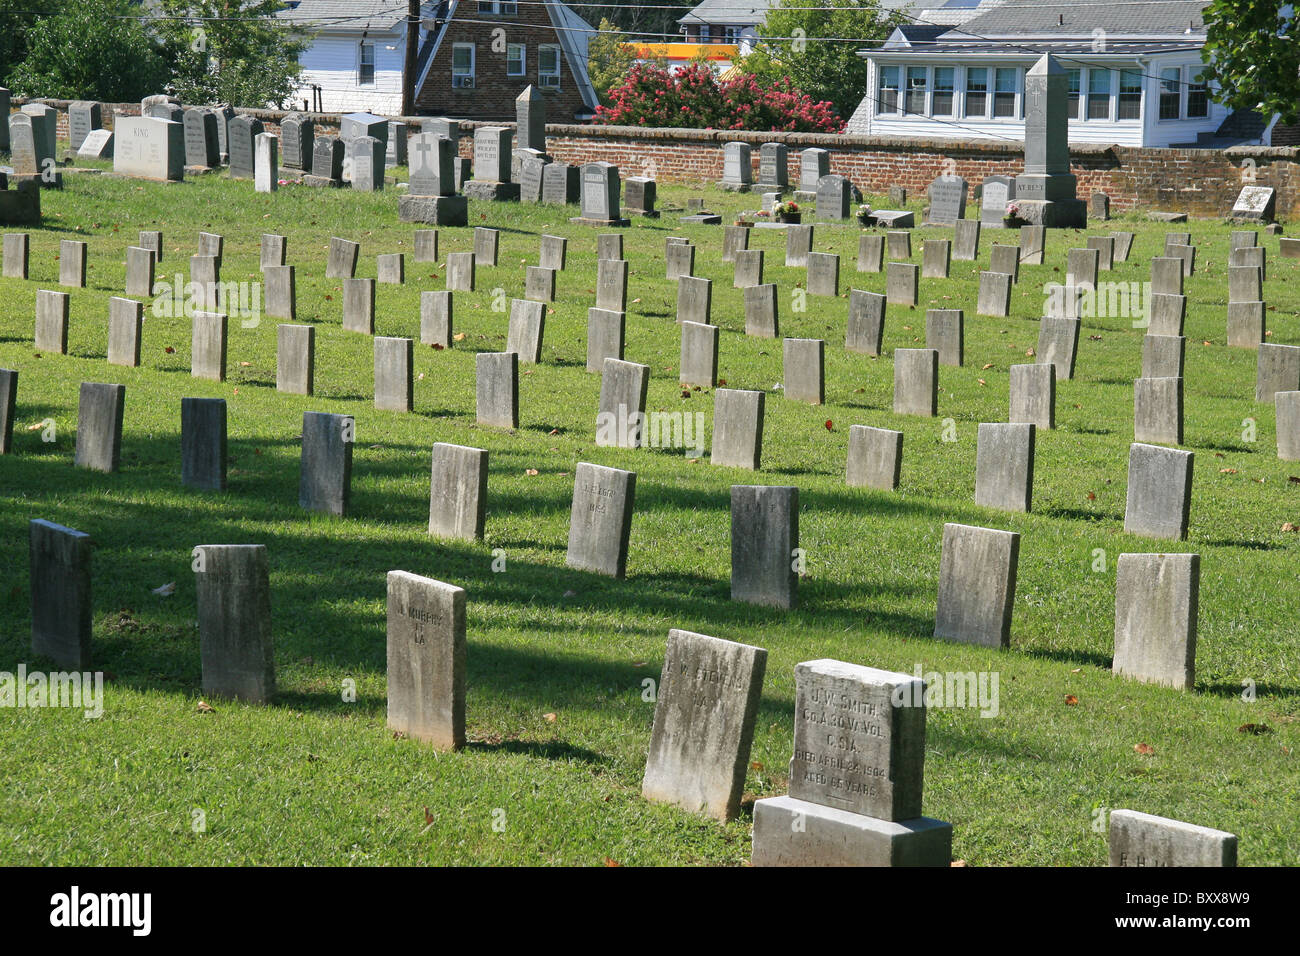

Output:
xmin=773 ymin=200 xmax=801 ymax=222
xmin=1003 ymin=202 xmax=1023 ymax=226
xmin=856 ymin=203 xmax=873 ymax=226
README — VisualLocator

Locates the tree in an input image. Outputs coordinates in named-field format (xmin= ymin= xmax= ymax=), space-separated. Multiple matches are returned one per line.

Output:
xmin=587 ymin=17 xmax=637 ymax=105
xmin=1201 ymin=1 xmax=1300 ymax=126
xmin=741 ymin=0 xmax=903 ymax=121
xmin=597 ymin=62 xmax=842 ymax=133
xmin=5 ymin=0 xmax=165 ymax=100
xmin=0 ymin=0 xmax=59 ymax=89
xmin=152 ymin=0 xmax=306 ymax=108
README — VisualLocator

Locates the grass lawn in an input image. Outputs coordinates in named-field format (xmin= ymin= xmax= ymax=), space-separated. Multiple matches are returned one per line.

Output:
xmin=0 ymin=158 xmax=1297 ymax=866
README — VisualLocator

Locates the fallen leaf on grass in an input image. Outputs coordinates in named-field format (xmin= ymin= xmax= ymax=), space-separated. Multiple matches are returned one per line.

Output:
xmin=981 ymin=363 xmax=994 ymax=370
xmin=1064 ymin=695 xmax=1079 ymax=706
xmin=824 ymin=420 xmax=833 ymax=431
xmin=1220 ymin=467 xmax=1238 ymax=474
xmin=1134 ymin=743 xmax=1155 ymax=756
xmin=950 ymin=860 xmax=968 ymax=867
xmin=453 ymin=332 xmax=466 ymax=342
xmin=525 ymin=468 xmax=539 ymax=476
xmin=196 ymin=700 xmax=215 ymax=714
xmin=751 ymin=761 xmax=764 ymax=771
xmin=543 ymin=712 xmax=557 ymax=723
xmin=604 ymin=857 xmax=622 ymax=867
xmin=1283 ymin=523 xmax=1299 ymax=532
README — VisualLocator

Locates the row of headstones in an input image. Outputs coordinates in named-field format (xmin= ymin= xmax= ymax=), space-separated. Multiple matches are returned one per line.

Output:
xmin=23 ymin=516 xmax=1236 ymax=865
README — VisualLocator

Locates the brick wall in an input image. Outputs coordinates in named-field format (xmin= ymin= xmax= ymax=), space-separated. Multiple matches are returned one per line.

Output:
xmin=13 ymin=98 xmax=1300 ymax=218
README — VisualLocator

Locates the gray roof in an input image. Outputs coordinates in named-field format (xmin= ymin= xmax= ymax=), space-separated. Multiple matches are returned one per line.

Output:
xmin=680 ymin=0 xmax=913 ymax=25
xmin=952 ymin=0 xmax=1208 ymax=37
xmin=278 ymin=0 xmax=406 ymax=32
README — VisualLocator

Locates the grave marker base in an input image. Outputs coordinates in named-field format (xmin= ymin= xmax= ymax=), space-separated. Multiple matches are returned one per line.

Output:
xmin=752 ymin=797 xmax=952 ymax=867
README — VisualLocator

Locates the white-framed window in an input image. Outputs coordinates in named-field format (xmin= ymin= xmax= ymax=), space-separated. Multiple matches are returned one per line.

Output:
xmin=877 ymin=65 xmax=900 ymax=114
xmin=993 ymin=67 xmax=1017 ymax=117
xmin=477 ymin=1 xmax=516 ymax=13
xmin=905 ymin=66 xmax=927 ymax=115
xmin=507 ymin=43 xmax=525 ymax=77
xmin=965 ymin=67 xmax=988 ymax=118
xmin=724 ymin=26 xmax=740 ymax=43
xmin=452 ymin=43 xmax=475 ymax=88
xmin=538 ymin=44 xmax=561 ymax=88
xmin=1087 ymin=68 xmax=1112 ymax=120
xmin=932 ymin=66 xmax=955 ymax=117
xmin=1067 ymin=69 xmax=1082 ymax=119
xmin=1118 ymin=69 xmax=1142 ymax=120
xmin=699 ymin=25 xmax=710 ymax=42
xmin=359 ymin=42 xmax=375 ymax=86
xmin=1187 ymin=69 xmax=1208 ymax=117
xmin=1159 ymin=67 xmax=1181 ymax=119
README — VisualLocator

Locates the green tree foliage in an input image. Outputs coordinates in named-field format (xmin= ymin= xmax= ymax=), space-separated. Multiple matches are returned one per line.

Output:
xmin=741 ymin=0 xmax=903 ymax=121
xmin=5 ymin=0 xmax=167 ymax=100
xmin=587 ymin=17 xmax=637 ymax=104
xmin=1202 ymin=1 xmax=1300 ymax=125
xmin=152 ymin=0 xmax=306 ymax=108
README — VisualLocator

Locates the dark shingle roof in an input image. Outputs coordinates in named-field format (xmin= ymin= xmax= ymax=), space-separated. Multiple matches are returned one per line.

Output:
xmin=952 ymin=0 xmax=1208 ymax=37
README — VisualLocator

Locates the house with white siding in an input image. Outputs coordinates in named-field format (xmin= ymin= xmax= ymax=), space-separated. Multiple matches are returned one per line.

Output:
xmin=846 ymin=0 xmax=1249 ymax=148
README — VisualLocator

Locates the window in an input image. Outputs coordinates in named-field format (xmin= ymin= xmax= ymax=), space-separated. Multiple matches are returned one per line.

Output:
xmin=539 ymin=44 xmax=561 ymax=88
xmin=1087 ymin=68 xmax=1111 ymax=120
xmin=477 ymin=1 xmax=516 ymax=13
xmin=878 ymin=66 xmax=900 ymax=114
xmin=1187 ymin=69 xmax=1208 ymax=117
xmin=724 ymin=26 xmax=740 ymax=43
xmin=359 ymin=42 xmax=374 ymax=86
xmin=699 ymin=25 xmax=710 ymax=42
xmin=1159 ymin=68 xmax=1181 ymax=119
xmin=905 ymin=66 xmax=927 ymax=114
xmin=507 ymin=43 xmax=525 ymax=77
xmin=994 ymin=67 xmax=1017 ymax=117
xmin=1117 ymin=69 xmax=1142 ymax=119
xmin=932 ymin=67 xmax=954 ymax=116
xmin=1067 ymin=69 xmax=1081 ymax=119
xmin=965 ymin=67 xmax=988 ymax=117
xmin=452 ymin=43 xmax=475 ymax=88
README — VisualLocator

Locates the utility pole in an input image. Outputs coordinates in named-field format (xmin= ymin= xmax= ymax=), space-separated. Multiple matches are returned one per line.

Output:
xmin=402 ymin=0 xmax=419 ymax=116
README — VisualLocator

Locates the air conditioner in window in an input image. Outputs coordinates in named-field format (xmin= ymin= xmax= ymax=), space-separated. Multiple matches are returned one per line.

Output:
xmin=539 ymin=74 xmax=560 ymax=89
xmin=453 ymin=75 xmax=475 ymax=89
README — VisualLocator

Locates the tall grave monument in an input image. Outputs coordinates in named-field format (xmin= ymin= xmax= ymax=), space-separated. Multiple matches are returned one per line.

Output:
xmin=1014 ymin=54 xmax=1086 ymax=228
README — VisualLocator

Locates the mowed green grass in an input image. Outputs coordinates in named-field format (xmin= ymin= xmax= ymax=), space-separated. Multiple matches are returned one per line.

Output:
xmin=0 ymin=159 xmax=1297 ymax=866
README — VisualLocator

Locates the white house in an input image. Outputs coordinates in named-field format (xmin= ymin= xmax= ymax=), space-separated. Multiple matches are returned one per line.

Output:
xmin=847 ymin=0 xmax=1244 ymax=148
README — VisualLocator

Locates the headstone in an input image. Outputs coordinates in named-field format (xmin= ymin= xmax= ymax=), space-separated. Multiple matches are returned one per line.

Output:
xmin=1230 ymin=229 xmax=1259 ymax=250
xmin=34 ymin=290 xmax=68 ymax=353
xmin=815 ymin=174 xmax=851 ymax=220
xmin=260 ymin=233 xmax=286 ymax=269
xmin=507 ymin=299 xmax=545 ymax=363
xmin=107 ymin=297 xmax=143 ymax=367
xmin=474 ymin=226 xmax=498 ymax=266
xmin=925 ymin=309 xmax=963 ymax=366
xmin=385 ymin=121 xmax=408 ymax=168
xmin=74 ymin=382 xmax=125 ymax=473
xmin=858 ymin=234 xmax=884 ymax=272
xmin=572 ymin=162 xmax=626 ymax=225
xmin=306 ymin=135 xmax=344 ymax=187
xmin=1148 ymin=293 xmax=1186 ymax=336
xmin=326 ymin=237 xmax=359 ymax=279
xmin=194 ymin=544 xmax=274 ymax=703
xmin=596 ymin=258 xmax=628 ymax=311
xmin=784 ymin=224 xmax=813 ymax=267
xmin=846 ymin=425 xmax=902 ymax=490
xmin=374 ymin=337 xmax=413 ymax=412
xmin=386 ymin=571 xmax=466 ymax=750
xmin=525 ymin=265 xmax=555 ymax=303
xmin=1227 ymin=301 xmax=1264 ymax=348
xmin=181 ymin=397 xmax=227 ymax=491
xmin=0 ymin=368 xmax=16 ymax=454
xmin=0 ymin=87 xmax=8 ymax=153
xmin=935 ymin=523 xmax=1019 ymax=647
xmin=1151 ymin=257 xmax=1184 ymax=296
xmin=586 ymin=308 xmax=625 ymax=373
xmin=888 ymin=231 xmax=912 ymax=261
xmin=642 ymin=629 xmax=767 ymax=821
xmin=348 ymin=135 xmax=385 ymax=191
xmin=894 ymin=349 xmax=937 ymax=416
xmin=975 ymin=423 xmax=1035 ymax=512
xmin=1142 ymin=334 xmax=1186 ymax=378
xmin=338 ymin=278 xmax=375 ymax=337
xmin=1113 ymin=553 xmax=1198 ymax=691
xmin=210 ymin=105 xmax=235 ymax=163
xmin=466 ymin=126 xmax=517 ymax=200
xmin=191 ymin=311 xmax=227 ymax=382
xmin=78 ymin=129 xmax=115 ymax=161
xmin=1037 ymin=317 xmax=1080 ymax=380
xmin=1009 ymin=363 xmax=1055 ymax=429
xmin=1124 ymin=443 xmax=1193 ymax=540
xmin=226 ymin=115 xmax=263 ymax=179
xmin=514 ymin=83 xmax=547 ymax=154
xmin=624 ymin=177 xmax=657 ymax=217
xmin=339 ymin=112 xmax=389 ymax=154
xmin=1014 ymin=54 xmax=1086 ymax=226
xmin=299 ymin=411 xmax=353 ymax=516
xmin=519 ymin=156 xmax=545 ymax=203
xmin=400 ymin=134 xmax=468 ymax=223
xmin=979 ymin=176 xmax=1014 ymax=227
xmin=926 ymin=175 xmax=967 ymax=225
xmin=783 ymin=338 xmax=824 ymax=404
xmin=377 ymin=253 xmax=404 ymax=285
xmin=709 ymin=389 xmax=764 ymax=470
xmin=420 ymin=291 xmax=453 ymax=349
xmin=1087 ymin=235 xmax=1115 ymax=271
xmin=59 ymin=239 xmax=86 ymax=288
xmin=1090 ymin=192 xmax=1111 ymax=221
xmin=1019 ymin=224 xmax=1046 ymax=265
xmin=414 ymin=230 xmax=438 ymax=263
xmin=806 ymin=251 xmax=839 ymax=297
xmin=542 ymin=162 xmax=579 ymax=204
xmin=798 ymin=148 xmax=829 ymax=197
xmin=1256 ymin=342 xmax=1300 ymax=402
xmin=476 ymin=352 xmax=518 ymax=429
xmin=597 ymin=234 xmax=623 ymax=261
xmin=755 ymin=143 xmax=788 ymax=192
xmin=279 ymin=113 xmax=313 ymax=169
xmin=731 ymin=485 xmax=798 ymax=609
xmin=428 ymin=443 xmax=488 ymax=541
xmin=720 ymin=142 xmax=752 ymax=191
xmin=953 ymin=220 xmax=981 ymax=261
xmin=921 ymin=239 xmax=950 ymax=279
xmin=1276 ymin=391 xmax=1300 ymax=460
xmin=1228 ymin=244 xmax=1266 ymax=280
xmin=566 ymin=462 xmax=636 ymax=577
xmin=254 ymin=133 xmax=278 ymax=193
xmin=263 ymin=264 xmax=296 ymax=321
xmin=666 ymin=241 xmax=695 ymax=280
xmin=29 ymin=519 xmax=93 ymax=668
xmin=276 ymin=324 xmax=314 ymax=395
xmin=446 ymin=251 xmax=474 ymax=292
xmin=1166 ymin=242 xmax=1195 ymax=277
xmin=886 ymin=262 xmax=919 ymax=307
xmin=3 ymin=232 xmax=29 ymax=279
xmin=1111 ymin=231 xmax=1135 ymax=262
xmin=1228 ymin=265 xmax=1262 ymax=303
xmin=680 ymin=321 xmax=718 ymax=387
xmin=125 ymin=246 xmax=155 ymax=297
xmin=1108 ymin=810 xmax=1236 ymax=867
xmin=1231 ymin=185 xmax=1275 ymax=222
xmin=7 ymin=113 xmax=46 ymax=181
xmin=183 ymin=109 xmax=219 ymax=169
xmin=846 ymin=290 xmax=886 ymax=355
xmin=989 ymin=243 xmax=1019 ymax=282
xmin=734 ymin=248 xmax=763 ymax=288
xmin=596 ymin=358 xmax=649 ymax=448
xmin=744 ymin=284 xmax=779 ymax=339
xmin=1066 ymin=247 xmax=1100 ymax=290
xmin=68 ymin=101 xmax=102 ymax=151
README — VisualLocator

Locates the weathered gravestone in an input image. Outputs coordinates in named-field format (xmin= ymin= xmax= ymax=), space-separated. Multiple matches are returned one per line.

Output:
xmin=1037 ymin=317 xmax=1080 ymax=380
xmin=0 ymin=368 xmax=16 ymax=454
xmin=1090 ymin=192 xmax=1110 ymax=221
xmin=68 ymin=101 xmax=102 ymax=152
xmin=414 ymin=230 xmax=438 ymax=263
xmin=277 ymin=324 xmax=314 ymax=395
xmin=421 ymin=291 xmax=453 ymax=348
xmin=476 ymin=352 xmax=518 ymax=429
xmin=123 ymin=246 xmax=154 ymax=299
xmin=507 ymin=299 xmax=545 ymax=363
xmin=1111 ymin=231 xmax=1135 ymax=262
xmin=894 ymin=348 xmax=937 ymax=416
xmin=586 ymin=308 xmax=625 ymax=373
xmin=75 ymin=382 xmax=125 ymax=473
xmin=624 ymin=177 xmax=657 ymax=217
xmin=926 ymin=174 xmax=967 ymax=225
xmin=711 ymin=389 xmax=764 ymax=470
xmin=183 ymin=109 xmax=220 ymax=169
xmin=744 ymin=284 xmax=779 ymax=339
xmin=1151 ymin=257 xmax=1184 ymax=295
xmin=975 ymin=423 xmax=1035 ymax=512
xmin=680 ymin=321 xmax=718 ymax=387
xmin=887 ymin=262 xmax=919 ymax=307
xmin=1124 ymin=442 xmax=1193 ymax=540
xmin=1148 ymin=293 xmax=1186 ymax=336
xmin=755 ymin=143 xmax=789 ymax=193
xmin=377 ymin=253 xmax=404 ymax=285
xmin=846 ymin=289 xmax=885 ymax=356
xmin=226 ymin=116 xmax=262 ymax=179
xmin=113 ymin=116 xmax=183 ymax=182
xmin=305 ymin=136 xmax=344 ymax=187
xmin=953 ymin=219 xmax=981 ymax=261
xmin=1087 ymin=235 xmax=1115 ymax=271
xmin=542 ymin=162 xmax=579 ymax=205
xmin=465 ymin=126 xmax=518 ymax=200
xmin=888 ymin=230 xmax=912 ymax=260
xmin=327 ymin=237 xmax=360 ymax=279
xmin=783 ymin=338 xmax=824 ymax=404
xmin=401 ymin=134 xmax=467 ymax=225
xmin=1134 ymin=377 xmax=1184 ymax=445
xmin=77 ymin=129 xmax=113 ymax=160
xmin=299 ymin=412 xmax=353 ymax=516
xmin=59 ymin=239 xmax=86 ymax=288
xmin=1109 ymin=810 xmax=1236 ymax=867
xmin=731 ymin=485 xmax=798 ymax=609
xmin=925 ymin=309 xmax=963 ymax=366
xmin=339 ymin=112 xmax=388 ymax=159
xmin=922 ymin=239 xmax=950 ymax=279
xmin=935 ymin=523 xmax=1019 ymax=647
xmin=1255 ymin=342 xmax=1300 ymax=402
xmin=1019 ymin=224 xmax=1046 ymax=265
xmin=596 ymin=358 xmax=649 ymax=448
xmin=3 ymin=233 xmax=29 ymax=279
xmin=642 ymin=629 xmax=767 ymax=821
xmin=815 ymin=174 xmax=852 ymax=220
xmin=858 ymin=234 xmax=884 ymax=273
xmin=107 ymin=297 xmax=142 ymax=367
xmin=989 ymin=243 xmax=1019 ymax=282
xmin=254 ymin=133 xmax=278 ymax=193
xmin=979 ymin=176 xmax=1014 ymax=228
xmin=1142 ymin=335 xmax=1185 ymax=379
xmin=539 ymin=234 xmax=567 ymax=271
xmin=1113 ymin=552 xmax=1198 ymax=691
xmin=596 ymin=258 xmax=627 ymax=311
xmin=191 ymin=311 xmax=227 ymax=381
xmin=181 ymin=397 xmax=227 ymax=491
xmin=34 ymin=290 xmax=68 ymax=354
xmin=734 ymin=248 xmax=763 ymax=289
xmin=264 ymin=265 xmax=295 ymax=320
xmin=386 ymin=121 xmax=408 ymax=168
xmin=194 ymin=544 xmax=275 ymax=703
xmin=720 ymin=142 xmax=753 ymax=191
xmin=428 ymin=443 xmax=488 ymax=541
xmin=1229 ymin=265 xmax=1262 ymax=304
xmin=343 ymin=278 xmax=375 ymax=334
xmin=279 ymin=113 xmax=314 ymax=170
xmin=525 ymin=265 xmax=555 ymax=302
xmin=571 ymin=162 xmax=627 ymax=226
xmin=1231 ymin=185 xmax=1275 ymax=222
xmin=1014 ymin=54 xmax=1086 ymax=226
xmin=566 ymin=462 xmax=637 ymax=577
xmin=1277 ymin=391 xmax=1300 ymax=460
xmin=846 ymin=424 xmax=903 ymax=491
xmin=374 ymin=337 xmax=414 ymax=412
xmin=796 ymin=148 xmax=828 ymax=202
xmin=666 ymin=240 xmax=694 ymax=280
xmin=29 ymin=519 xmax=93 ymax=669
xmin=785 ymin=224 xmax=813 ymax=267
xmin=519 ymin=156 xmax=546 ymax=203
xmin=445 ymin=251 xmax=474 ymax=292
xmin=473 ymin=226 xmax=499 ymax=267
xmin=348 ymin=135 xmax=385 ymax=191
xmin=807 ymin=252 xmax=839 ymax=297
xmin=1009 ymin=363 xmax=1055 ymax=430
xmin=386 ymin=571 xmax=466 ymax=750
